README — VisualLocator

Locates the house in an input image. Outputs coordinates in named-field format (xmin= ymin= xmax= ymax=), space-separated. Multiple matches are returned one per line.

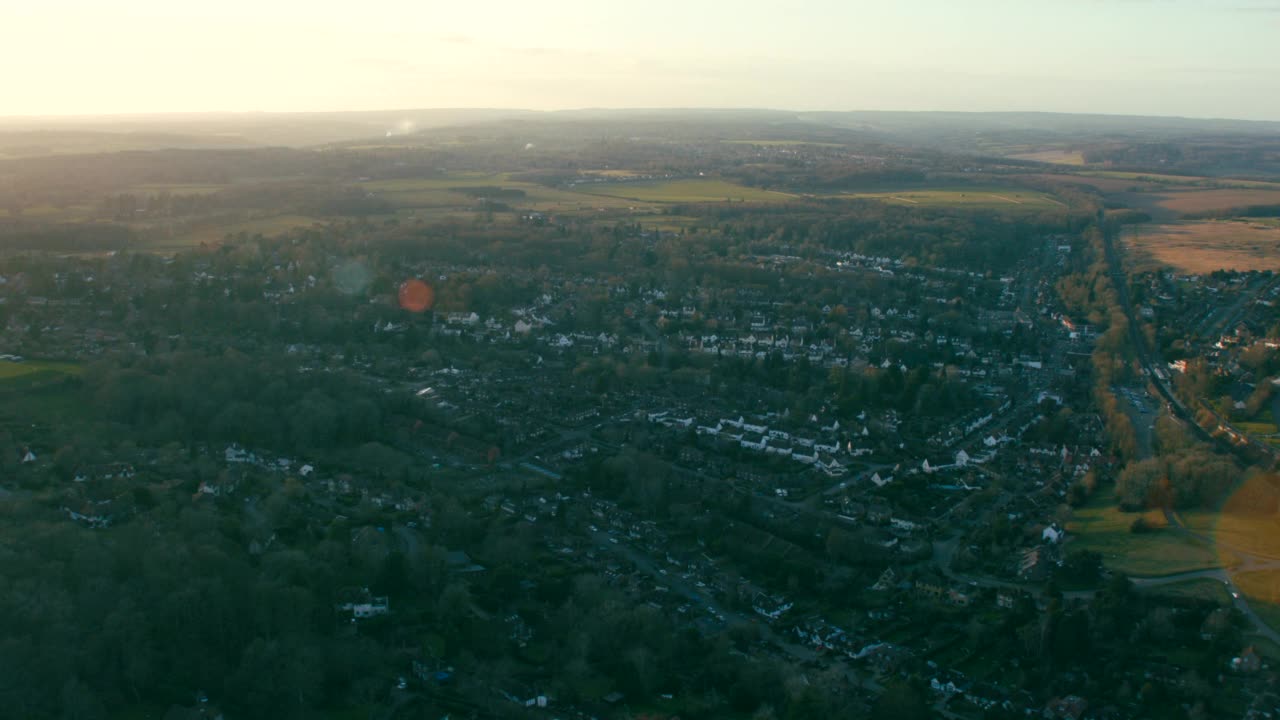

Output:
xmin=336 ymin=588 xmax=389 ymax=620
xmin=21 ymin=448 xmax=37 ymax=463
xmin=1043 ymin=695 xmax=1088 ymax=720
xmin=915 ymin=580 xmax=945 ymax=601
xmin=1042 ymin=524 xmax=1065 ymax=544
xmin=446 ymin=550 xmax=486 ymax=573
xmin=890 ymin=517 xmax=920 ymax=533
xmin=866 ymin=502 xmax=891 ymax=524
xmin=1019 ymin=547 xmax=1045 ymax=580
xmin=1231 ymin=646 xmax=1262 ymax=673
xmin=871 ymin=567 xmax=898 ymax=591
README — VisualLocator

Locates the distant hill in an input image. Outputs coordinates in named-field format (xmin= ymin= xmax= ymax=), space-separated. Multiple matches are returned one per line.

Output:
xmin=3 ymin=108 xmax=1278 ymax=165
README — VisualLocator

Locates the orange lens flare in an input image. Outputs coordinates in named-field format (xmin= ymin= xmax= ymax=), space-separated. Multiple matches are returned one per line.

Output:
xmin=398 ymin=279 xmax=435 ymax=313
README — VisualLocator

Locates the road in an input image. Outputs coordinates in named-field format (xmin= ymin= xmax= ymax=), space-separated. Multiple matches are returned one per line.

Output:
xmin=1102 ymin=219 xmax=1277 ymax=466
xmin=588 ymin=528 xmax=885 ymax=695
xmin=1098 ymin=217 xmax=1280 ymax=641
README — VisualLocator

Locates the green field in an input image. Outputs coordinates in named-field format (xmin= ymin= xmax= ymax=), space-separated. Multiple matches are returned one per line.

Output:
xmin=1076 ymin=171 xmax=1280 ymax=190
xmin=1142 ymin=578 xmax=1232 ymax=605
xmin=1180 ymin=510 xmax=1280 ymax=561
xmin=570 ymin=178 xmax=798 ymax=204
xmin=362 ymin=175 xmax=655 ymax=213
xmin=831 ymin=186 xmax=1067 ymax=211
xmin=0 ymin=360 xmax=81 ymax=381
xmin=1237 ymin=421 xmax=1279 ymax=436
xmin=131 ymin=183 xmax=226 ymax=195
xmin=0 ymin=204 xmax=94 ymax=221
xmin=158 ymin=215 xmax=322 ymax=249
xmin=1068 ymin=488 xmax=1234 ymax=576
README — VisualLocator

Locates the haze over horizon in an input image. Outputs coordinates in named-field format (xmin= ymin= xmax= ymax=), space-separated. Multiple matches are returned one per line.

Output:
xmin=5 ymin=0 xmax=1280 ymax=121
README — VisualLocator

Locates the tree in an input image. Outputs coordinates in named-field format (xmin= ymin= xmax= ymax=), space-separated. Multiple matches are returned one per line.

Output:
xmin=871 ymin=680 xmax=934 ymax=720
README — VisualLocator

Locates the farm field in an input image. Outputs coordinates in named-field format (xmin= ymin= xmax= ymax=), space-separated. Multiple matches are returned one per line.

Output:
xmin=1077 ymin=171 xmax=1280 ymax=190
xmin=1067 ymin=487 xmax=1235 ymax=576
xmin=570 ymin=178 xmax=798 ymax=204
xmin=1007 ymin=149 xmax=1085 ymax=165
xmin=833 ymin=186 xmax=1066 ymax=210
xmin=158 ymin=214 xmax=322 ymax=249
xmin=1024 ymin=173 xmax=1142 ymax=193
xmin=1122 ymin=220 xmax=1280 ymax=273
xmin=130 ymin=183 xmax=226 ymax=195
xmin=0 ymin=204 xmax=94 ymax=221
xmin=1122 ymin=188 xmax=1280 ymax=217
xmin=362 ymin=176 xmax=655 ymax=213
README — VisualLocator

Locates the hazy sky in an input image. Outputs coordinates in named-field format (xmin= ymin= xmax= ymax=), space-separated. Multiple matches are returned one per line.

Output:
xmin=5 ymin=0 xmax=1280 ymax=119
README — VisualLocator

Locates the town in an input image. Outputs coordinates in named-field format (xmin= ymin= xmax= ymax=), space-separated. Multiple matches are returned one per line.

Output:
xmin=2 ymin=108 xmax=1280 ymax=720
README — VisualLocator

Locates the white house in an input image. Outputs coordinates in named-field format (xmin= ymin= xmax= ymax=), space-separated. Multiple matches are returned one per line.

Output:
xmin=1042 ymin=524 xmax=1065 ymax=544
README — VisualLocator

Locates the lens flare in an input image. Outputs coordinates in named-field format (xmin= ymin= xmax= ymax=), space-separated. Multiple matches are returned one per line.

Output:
xmin=333 ymin=260 xmax=373 ymax=296
xmin=399 ymin=279 xmax=435 ymax=313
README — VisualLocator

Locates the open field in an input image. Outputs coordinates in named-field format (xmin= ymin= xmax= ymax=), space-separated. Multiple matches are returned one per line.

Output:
xmin=1180 ymin=508 xmax=1280 ymax=561
xmin=1142 ymin=578 xmax=1232 ymax=605
xmin=0 ymin=204 xmax=94 ymax=221
xmin=130 ymin=183 xmax=226 ymax=195
xmin=1068 ymin=488 xmax=1234 ymax=576
xmin=1123 ymin=220 xmax=1280 ymax=274
xmin=1120 ymin=188 xmax=1280 ymax=218
xmin=159 ymin=214 xmax=321 ymax=249
xmin=363 ymin=176 xmax=656 ymax=213
xmin=1078 ymin=171 xmax=1280 ymax=190
xmin=833 ymin=186 xmax=1066 ymax=211
xmin=571 ymin=178 xmax=798 ymax=204
xmin=0 ymin=360 xmax=81 ymax=381
xmin=1007 ymin=149 xmax=1085 ymax=165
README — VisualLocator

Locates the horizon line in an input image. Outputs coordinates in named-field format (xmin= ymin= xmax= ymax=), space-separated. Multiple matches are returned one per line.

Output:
xmin=0 ymin=106 xmax=1277 ymax=125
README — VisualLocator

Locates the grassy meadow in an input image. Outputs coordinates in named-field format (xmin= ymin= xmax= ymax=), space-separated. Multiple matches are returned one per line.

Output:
xmin=1067 ymin=487 xmax=1234 ymax=576
xmin=1123 ymin=220 xmax=1280 ymax=274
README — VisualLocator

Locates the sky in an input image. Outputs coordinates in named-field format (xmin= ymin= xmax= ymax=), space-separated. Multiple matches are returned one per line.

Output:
xmin=4 ymin=0 xmax=1280 ymax=120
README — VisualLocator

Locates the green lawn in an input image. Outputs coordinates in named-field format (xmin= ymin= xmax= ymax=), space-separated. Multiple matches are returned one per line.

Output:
xmin=1068 ymin=488 xmax=1234 ymax=576
xmin=1237 ymin=421 xmax=1279 ymax=436
xmin=570 ymin=178 xmax=798 ymax=203
xmin=830 ymin=186 xmax=1066 ymax=211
